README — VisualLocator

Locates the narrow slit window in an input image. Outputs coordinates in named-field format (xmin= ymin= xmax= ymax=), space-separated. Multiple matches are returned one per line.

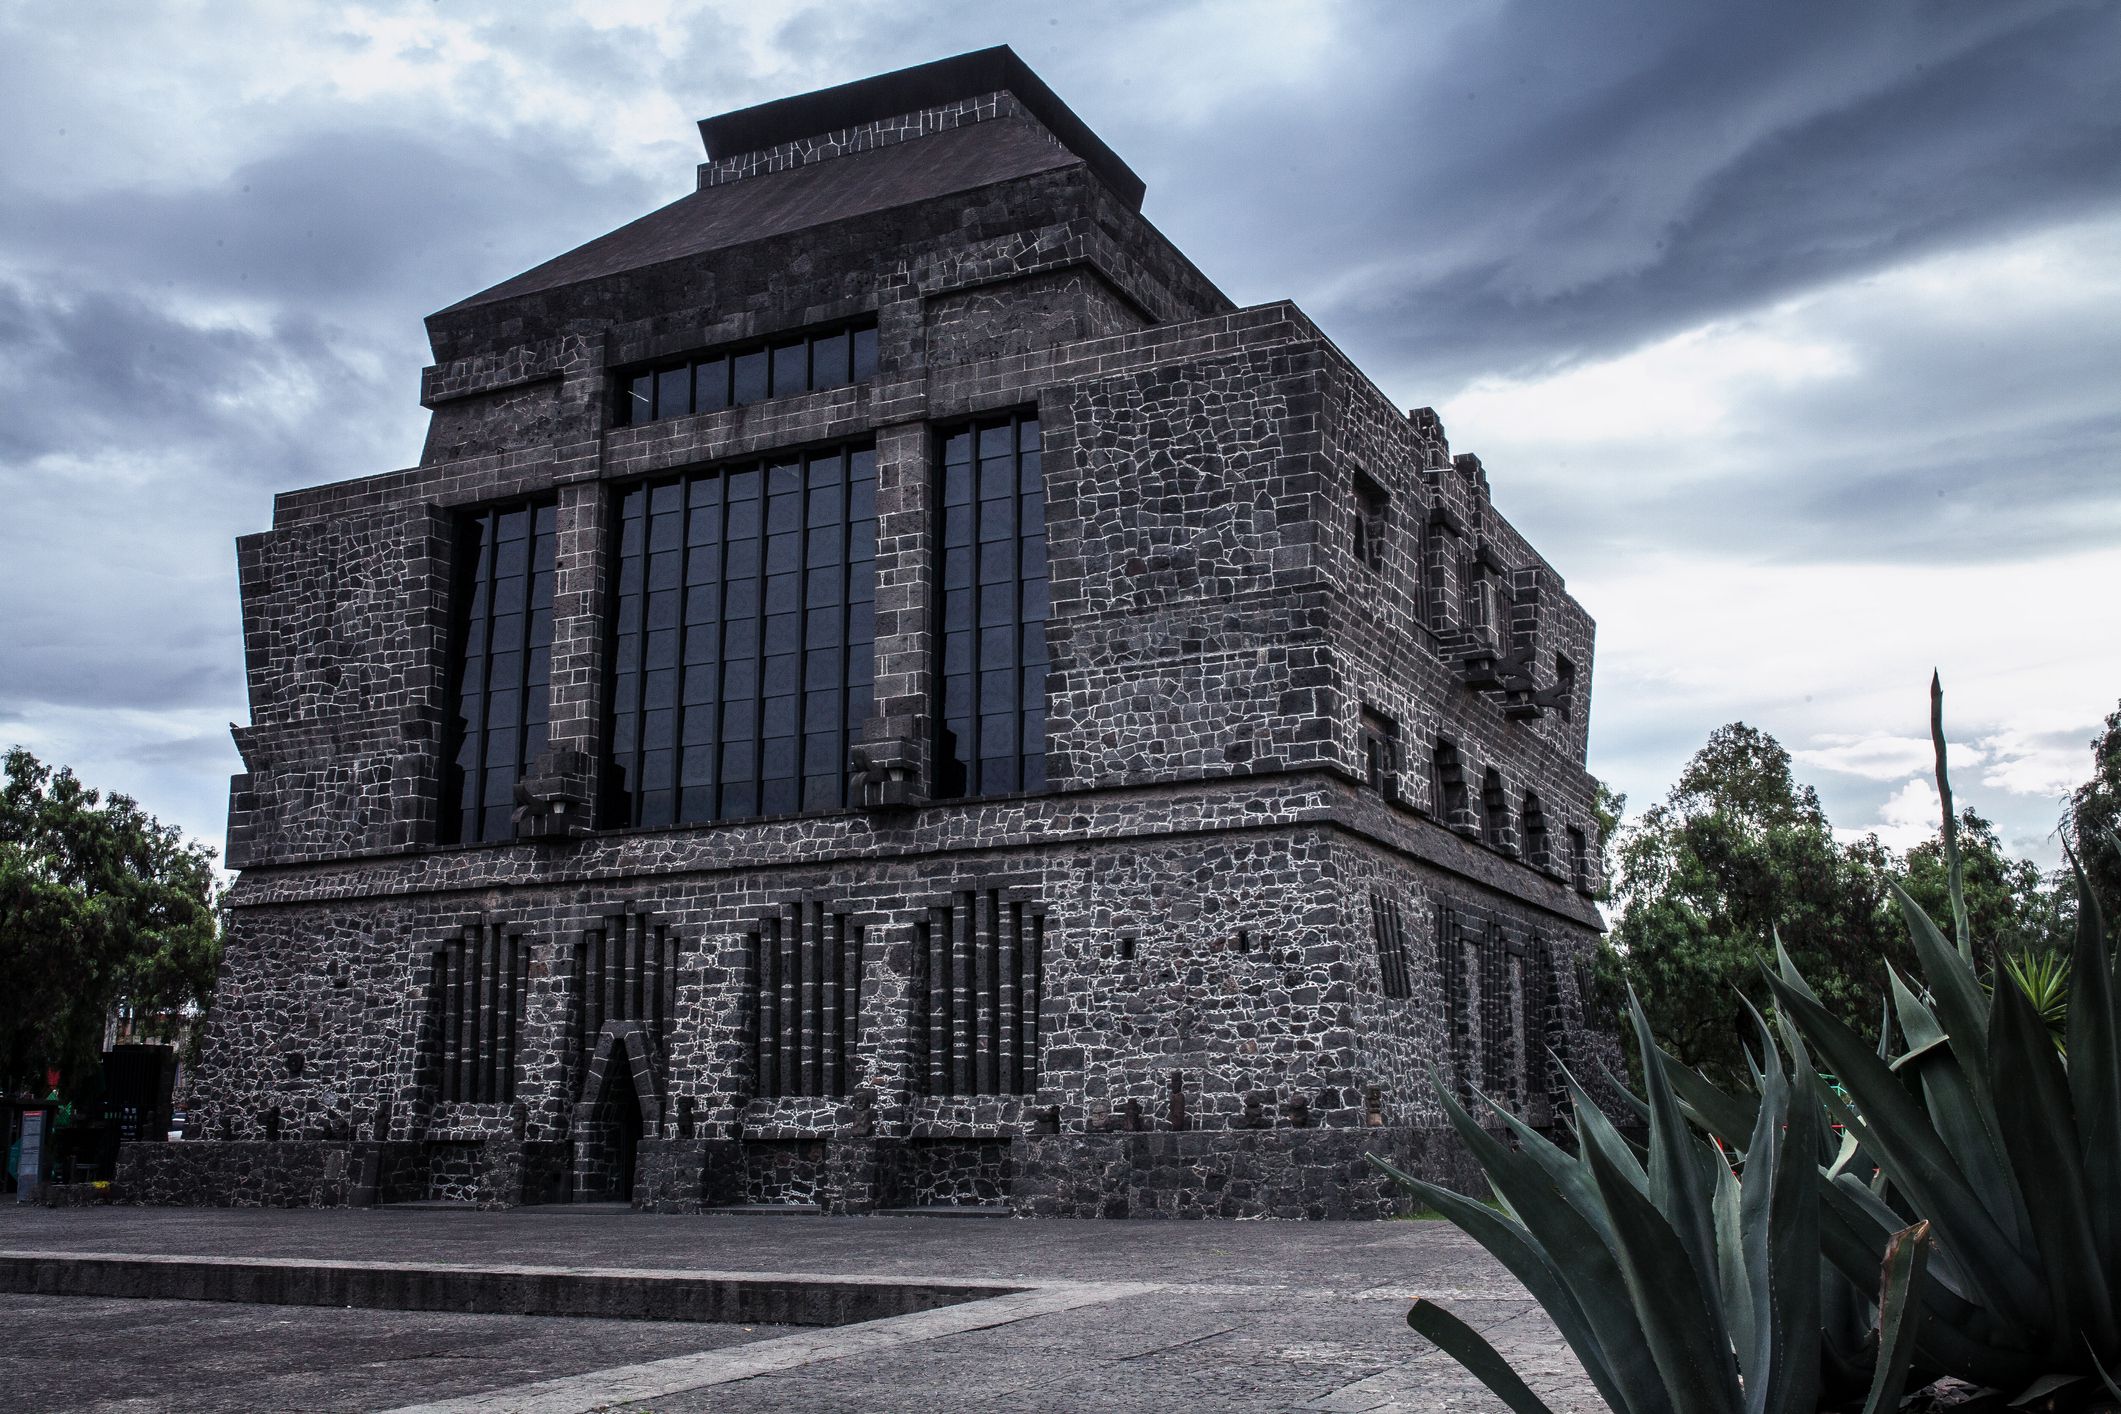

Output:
xmin=612 ymin=316 xmax=880 ymax=427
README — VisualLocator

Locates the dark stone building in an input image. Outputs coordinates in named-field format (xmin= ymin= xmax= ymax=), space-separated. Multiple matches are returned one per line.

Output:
xmin=142 ymin=48 xmax=1619 ymax=1218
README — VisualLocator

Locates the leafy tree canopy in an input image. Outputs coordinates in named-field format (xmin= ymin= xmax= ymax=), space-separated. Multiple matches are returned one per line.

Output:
xmin=1900 ymin=806 xmax=2070 ymax=960
xmin=1595 ymin=723 xmax=1915 ymax=1087
xmin=0 ymin=747 xmax=222 ymax=1098
xmin=2065 ymin=698 xmax=2121 ymax=924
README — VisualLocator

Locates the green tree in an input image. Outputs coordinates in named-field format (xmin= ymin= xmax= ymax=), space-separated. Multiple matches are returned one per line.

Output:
xmin=1589 ymin=776 xmax=1626 ymax=902
xmin=1595 ymin=723 xmax=1912 ymax=1088
xmin=2065 ymin=698 xmax=2121 ymax=924
xmin=1900 ymin=806 xmax=2068 ymax=961
xmin=0 ymin=747 xmax=222 ymax=1098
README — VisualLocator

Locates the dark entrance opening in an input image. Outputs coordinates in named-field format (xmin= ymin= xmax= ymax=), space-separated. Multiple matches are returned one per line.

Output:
xmin=577 ymin=1072 xmax=646 ymax=1204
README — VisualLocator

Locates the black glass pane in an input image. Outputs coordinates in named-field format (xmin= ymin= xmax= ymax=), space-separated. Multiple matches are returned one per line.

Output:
xmin=851 ymin=324 xmax=878 ymax=380
xmin=732 ymin=350 xmax=768 ymax=405
xmin=811 ymin=330 xmax=849 ymax=386
xmin=657 ymin=366 xmax=691 ymax=420
xmin=695 ymin=356 xmax=729 ymax=412
xmin=626 ymin=374 xmax=654 ymax=425
xmin=771 ymin=339 xmax=807 ymax=396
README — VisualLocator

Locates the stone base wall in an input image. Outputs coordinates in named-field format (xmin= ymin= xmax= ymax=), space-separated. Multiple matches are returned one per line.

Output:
xmin=120 ymin=1141 xmax=367 ymax=1208
xmin=742 ymin=1139 xmax=829 ymax=1205
xmin=1009 ymin=1126 xmax=1483 ymax=1219
xmin=885 ymin=1138 xmax=1014 ymax=1206
xmin=120 ymin=1137 xmax=576 ymax=1209
xmin=122 ymin=1125 xmax=1494 ymax=1218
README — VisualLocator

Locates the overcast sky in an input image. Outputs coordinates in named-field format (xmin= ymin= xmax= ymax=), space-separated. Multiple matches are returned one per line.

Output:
xmin=2 ymin=0 xmax=2116 ymax=873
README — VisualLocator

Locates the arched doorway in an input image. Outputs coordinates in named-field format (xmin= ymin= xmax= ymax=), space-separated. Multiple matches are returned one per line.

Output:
xmin=573 ymin=1021 xmax=661 ymax=1204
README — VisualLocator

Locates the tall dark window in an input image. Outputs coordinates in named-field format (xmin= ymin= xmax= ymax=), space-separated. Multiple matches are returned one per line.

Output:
xmin=615 ymin=317 xmax=879 ymax=427
xmin=1361 ymin=706 xmax=1401 ymax=800
xmin=1352 ymin=470 xmax=1387 ymax=572
xmin=936 ymin=412 xmax=1047 ymax=798
xmin=1370 ymin=893 xmax=1413 ymax=1000
xmin=426 ymin=923 xmax=528 ymax=1103
xmin=444 ymin=501 xmax=556 ymax=844
xmin=604 ymin=444 xmax=876 ymax=827
xmin=914 ymin=888 xmax=1043 ymax=1096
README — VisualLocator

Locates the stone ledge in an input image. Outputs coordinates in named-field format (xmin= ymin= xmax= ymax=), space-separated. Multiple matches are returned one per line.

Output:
xmin=0 ymin=1249 xmax=1017 ymax=1327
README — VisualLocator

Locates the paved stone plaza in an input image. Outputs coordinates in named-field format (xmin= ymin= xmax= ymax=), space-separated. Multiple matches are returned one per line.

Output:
xmin=2 ymin=1206 xmax=1590 ymax=1412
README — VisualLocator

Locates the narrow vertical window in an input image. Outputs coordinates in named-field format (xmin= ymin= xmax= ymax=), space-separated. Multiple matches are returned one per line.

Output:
xmin=444 ymin=499 xmax=556 ymax=844
xmin=1482 ymin=767 xmax=1510 ymax=849
xmin=1370 ymin=893 xmax=1412 ymax=999
xmin=1352 ymin=470 xmax=1387 ymax=572
xmin=1360 ymin=706 xmax=1400 ymax=800
xmin=603 ymin=444 xmax=875 ymax=827
xmin=936 ymin=411 xmax=1045 ymax=798
xmin=1522 ymin=791 xmax=1550 ymax=868
xmin=1554 ymin=653 xmax=1577 ymax=721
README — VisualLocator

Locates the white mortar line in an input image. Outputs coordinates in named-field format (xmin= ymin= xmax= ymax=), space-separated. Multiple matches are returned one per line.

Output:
xmin=381 ymin=1279 xmax=1162 ymax=1414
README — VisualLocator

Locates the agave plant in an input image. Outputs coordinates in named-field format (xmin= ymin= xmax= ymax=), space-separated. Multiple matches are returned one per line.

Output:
xmin=1998 ymin=947 xmax=2070 ymax=1054
xmin=1375 ymin=678 xmax=2121 ymax=1412
xmin=1372 ymin=987 xmax=1932 ymax=1414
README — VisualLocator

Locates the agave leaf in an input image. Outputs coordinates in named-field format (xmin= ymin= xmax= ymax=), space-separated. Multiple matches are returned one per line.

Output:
xmin=1656 ymin=1045 xmax=1761 ymax=1150
xmin=1861 ymin=1221 xmax=1932 ymax=1414
xmin=1423 ymin=1081 xmax=1684 ymax=1414
xmin=2063 ymin=850 xmax=2121 ymax=1280
xmin=1372 ymin=1123 xmax=1657 ymax=1414
xmin=1820 ymin=1176 xmax=2035 ymax=1391
xmin=1600 ymin=1059 xmax=1653 ymax=1125
xmin=1987 ymin=957 xmax=2118 ymax=1352
xmin=1557 ymin=1057 xmax=1652 ymax=1198
xmin=1406 ymin=1299 xmax=1563 ymax=1414
xmin=1826 ymin=1127 xmax=1863 ymax=1182
xmin=1888 ymin=1036 xmax=1949 ymax=1073
xmin=1379 ymin=1156 xmax=1629 ymax=1414
xmin=1889 ymin=878 xmax=1989 ymax=1060
xmin=1817 ymin=1174 xmax=1891 ymax=1301
xmin=1712 ymin=1143 xmax=1754 ymax=1368
xmin=1629 ymin=990 xmax=1723 ymax=1312
xmin=1764 ymin=972 xmax=2048 ymax=1327
xmin=1887 ymin=965 xmax=2031 ymax=1254
xmin=2007 ymin=1373 xmax=2087 ymax=1407
xmin=2090 ymin=1341 xmax=2121 ymax=1405
xmin=1821 ymin=1268 xmax=1879 ymax=1404
xmin=1583 ymin=1132 xmax=1745 ymax=1414
xmin=1477 ymin=1091 xmax=1622 ymax=1254
xmin=1740 ymin=1033 xmax=1821 ymax=1414
xmin=1773 ymin=932 xmax=1821 ymax=1006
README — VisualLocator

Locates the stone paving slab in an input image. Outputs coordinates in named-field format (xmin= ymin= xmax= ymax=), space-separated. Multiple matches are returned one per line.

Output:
xmin=0 ymin=1207 xmax=1600 ymax=1413
xmin=0 ymin=1291 xmax=787 ymax=1414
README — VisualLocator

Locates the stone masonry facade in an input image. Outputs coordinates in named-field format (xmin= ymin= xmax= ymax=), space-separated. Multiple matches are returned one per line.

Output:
xmin=143 ymin=47 xmax=1620 ymax=1218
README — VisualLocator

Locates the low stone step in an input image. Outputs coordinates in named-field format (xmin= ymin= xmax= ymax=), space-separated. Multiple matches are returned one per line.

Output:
xmin=874 ymin=1204 xmax=1013 ymax=1218
xmin=702 ymin=1203 xmax=823 ymax=1216
xmin=0 ymin=1249 xmax=1018 ymax=1326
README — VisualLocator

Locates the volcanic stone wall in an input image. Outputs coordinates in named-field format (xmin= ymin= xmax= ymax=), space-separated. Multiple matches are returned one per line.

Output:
xmin=172 ymin=75 xmax=1621 ymax=1216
